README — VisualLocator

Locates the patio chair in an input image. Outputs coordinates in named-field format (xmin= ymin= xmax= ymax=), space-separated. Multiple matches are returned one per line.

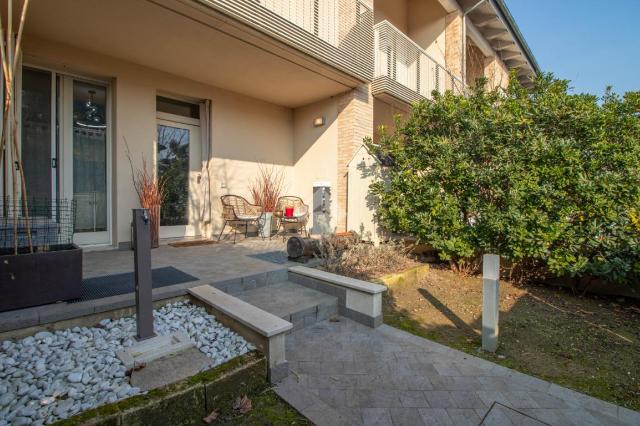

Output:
xmin=274 ymin=196 xmax=309 ymax=241
xmin=218 ymin=195 xmax=263 ymax=243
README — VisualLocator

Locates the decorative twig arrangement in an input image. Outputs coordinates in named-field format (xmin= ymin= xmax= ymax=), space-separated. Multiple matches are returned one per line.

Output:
xmin=0 ymin=0 xmax=32 ymax=254
xmin=248 ymin=164 xmax=285 ymax=213
xmin=125 ymin=138 xmax=165 ymax=247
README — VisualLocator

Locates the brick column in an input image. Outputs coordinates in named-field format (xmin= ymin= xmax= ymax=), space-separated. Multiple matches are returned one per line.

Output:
xmin=444 ymin=11 xmax=463 ymax=85
xmin=483 ymin=56 xmax=510 ymax=90
xmin=337 ymin=84 xmax=373 ymax=232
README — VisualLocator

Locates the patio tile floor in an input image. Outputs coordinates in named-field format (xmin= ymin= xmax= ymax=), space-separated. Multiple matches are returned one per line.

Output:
xmin=275 ymin=317 xmax=640 ymax=426
xmin=0 ymin=239 xmax=294 ymax=334
xmin=84 ymin=239 xmax=290 ymax=281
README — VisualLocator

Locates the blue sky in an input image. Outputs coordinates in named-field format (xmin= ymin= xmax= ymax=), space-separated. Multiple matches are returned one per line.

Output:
xmin=505 ymin=0 xmax=640 ymax=97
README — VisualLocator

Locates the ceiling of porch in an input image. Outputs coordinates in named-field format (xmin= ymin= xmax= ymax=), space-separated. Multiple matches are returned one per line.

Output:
xmin=23 ymin=0 xmax=355 ymax=108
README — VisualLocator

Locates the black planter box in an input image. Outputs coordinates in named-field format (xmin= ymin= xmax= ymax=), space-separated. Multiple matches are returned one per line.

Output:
xmin=0 ymin=244 xmax=82 ymax=312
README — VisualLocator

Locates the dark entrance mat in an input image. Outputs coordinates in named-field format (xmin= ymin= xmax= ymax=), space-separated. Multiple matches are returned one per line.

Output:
xmin=168 ymin=239 xmax=217 ymax=248
xmin=75 ymin=266 xmax=199 ymax=302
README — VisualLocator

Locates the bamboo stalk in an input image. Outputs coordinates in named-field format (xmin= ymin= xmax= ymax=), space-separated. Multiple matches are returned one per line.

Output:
xmin=1 ymin=0 xmax=34 ymax=253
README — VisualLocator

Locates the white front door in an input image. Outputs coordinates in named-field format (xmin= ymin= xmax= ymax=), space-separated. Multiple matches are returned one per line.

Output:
xmin=156 ymin=113 xmax=202 ymax=239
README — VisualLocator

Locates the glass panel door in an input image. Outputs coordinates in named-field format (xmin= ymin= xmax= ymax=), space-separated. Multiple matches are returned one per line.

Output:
xmin=72 ymin=81 xmax=107 ymax=234
xmin=157 ymin=124 xmax=189 ymax=227
xmin=156 ymin=118 xmax=202 ymax=239
xmin=59 ymin=75 xmax=110 ymax=246
xmin=20 ymin=68 xmax=56 ymax=205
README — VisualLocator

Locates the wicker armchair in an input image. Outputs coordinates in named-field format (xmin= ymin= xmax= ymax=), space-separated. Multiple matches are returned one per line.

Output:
xmin=274 ymin=196 xmax=309 ymax=240
xmin=218 ymin=195 xmax=263 ymax=243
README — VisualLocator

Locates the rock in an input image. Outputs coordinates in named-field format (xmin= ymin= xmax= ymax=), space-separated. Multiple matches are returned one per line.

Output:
xmin=0 ymin=393 xmax=15 ymax=407
xmin=34 ymin=331 xmax=54 ymax=341
xmin=0 ymin=302 xmax=248 ymax=424
xmin=12 ymin=417 xmax=31 ymax=426
xmin=67 ymin=372 xmax=82 ymax=383
xmin=40 ymin=397 xmax=55 ymax=406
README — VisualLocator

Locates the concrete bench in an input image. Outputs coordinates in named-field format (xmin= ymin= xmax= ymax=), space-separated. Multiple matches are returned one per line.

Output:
xmin=288 ymin=266 xmax=387 ymax=328
xmin=187 ymin=285 xmax=292 ymax=382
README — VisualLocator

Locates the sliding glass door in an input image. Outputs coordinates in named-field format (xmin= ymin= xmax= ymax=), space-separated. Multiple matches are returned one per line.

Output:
xmin=70 ymin=80 xmax=108 ymax=242
xmin=15 ymin=66 xmax=111 ymax=246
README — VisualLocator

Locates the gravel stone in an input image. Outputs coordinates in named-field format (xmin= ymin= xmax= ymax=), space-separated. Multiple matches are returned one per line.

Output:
xmin=0 ymin=301 xmax=252 ymax=425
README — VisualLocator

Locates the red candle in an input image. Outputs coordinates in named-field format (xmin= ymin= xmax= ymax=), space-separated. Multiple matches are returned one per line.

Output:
xmin=285 ymin=207 xmax=294 ymax=217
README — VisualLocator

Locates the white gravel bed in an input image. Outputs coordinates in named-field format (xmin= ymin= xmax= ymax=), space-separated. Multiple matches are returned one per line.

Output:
xmin=0 ymin=301 xmax=253 ymax=425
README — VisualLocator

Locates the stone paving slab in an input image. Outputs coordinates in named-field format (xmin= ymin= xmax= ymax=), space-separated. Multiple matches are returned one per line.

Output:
xmin=234 ymin=280 xmax=337 ymax=320
xmin=275 ymin=317 xmax=640 ymax=426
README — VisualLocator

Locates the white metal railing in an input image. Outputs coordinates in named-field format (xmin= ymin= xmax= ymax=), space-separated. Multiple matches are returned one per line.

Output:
xmin=374 ymin=20 xmax=465 ymax=99
xmin=203 ymin=0 xmax=374 ymax=81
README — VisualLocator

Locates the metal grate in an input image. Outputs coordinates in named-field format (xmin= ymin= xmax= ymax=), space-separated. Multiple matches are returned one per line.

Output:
xmin=374 ymin=20 xmax=466 ymax=99
xmin=0 ymin=197 xmax=75 ymax=254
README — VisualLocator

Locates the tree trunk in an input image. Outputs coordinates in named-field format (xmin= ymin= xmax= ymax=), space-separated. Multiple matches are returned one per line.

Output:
xmin=287 ymin=237 xmax=319 ymax=259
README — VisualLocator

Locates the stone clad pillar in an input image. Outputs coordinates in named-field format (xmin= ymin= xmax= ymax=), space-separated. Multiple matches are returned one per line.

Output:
xmin=445 ymin=11 xmax=464 ymax=86
xmin=336 ymin=84 xmax=373 ymax=232
xmin=484 ymin=55 xmax=510 ymax=90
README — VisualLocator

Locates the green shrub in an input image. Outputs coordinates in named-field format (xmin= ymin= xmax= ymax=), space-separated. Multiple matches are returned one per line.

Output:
xmin=367 ymin=73 xmax=640 ymax=285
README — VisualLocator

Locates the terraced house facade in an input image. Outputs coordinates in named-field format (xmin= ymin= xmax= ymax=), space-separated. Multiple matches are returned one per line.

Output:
xmin=5 ymin=0 xmax=537 ymax=248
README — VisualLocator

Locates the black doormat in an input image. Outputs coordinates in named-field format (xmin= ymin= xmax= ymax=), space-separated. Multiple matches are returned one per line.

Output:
xmin=75 ymin=266 xmax=198 ymax=302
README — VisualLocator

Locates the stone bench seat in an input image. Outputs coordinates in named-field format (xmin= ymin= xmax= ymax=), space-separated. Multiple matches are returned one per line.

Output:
xmin=187 ymin=285 xmax=292 ymax=382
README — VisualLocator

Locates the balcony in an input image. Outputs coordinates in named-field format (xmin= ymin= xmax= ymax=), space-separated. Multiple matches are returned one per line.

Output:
xmin=201 ymin=0 xmax=374 ymax=83
xmin=373 ymin=20 xmax=465 ymax=105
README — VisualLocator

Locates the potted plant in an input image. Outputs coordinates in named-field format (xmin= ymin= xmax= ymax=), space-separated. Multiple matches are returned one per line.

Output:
xmin=127 ymin=145 xmax=165 ymax=248
xmin=0 ymin=0 xmax=83 ymax=312
xmin=249 ymin=165 xmax=284 ymax=238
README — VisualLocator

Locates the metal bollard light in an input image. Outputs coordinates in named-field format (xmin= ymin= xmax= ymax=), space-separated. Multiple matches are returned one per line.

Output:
xmin=133 ymin=209 xmax=155 ymax=340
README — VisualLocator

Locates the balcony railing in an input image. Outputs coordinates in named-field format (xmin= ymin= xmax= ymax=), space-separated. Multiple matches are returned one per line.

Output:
xmin=373 ymin=20 xmax=465 ymax=104
xmin=201 ymin=0 xmax=374 ymax=82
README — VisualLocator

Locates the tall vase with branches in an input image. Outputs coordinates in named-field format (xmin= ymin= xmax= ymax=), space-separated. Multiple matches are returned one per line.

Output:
xmin=249 ymin=165 xmax=285 ymax=238
xmin=125 ymin=140 xmax=165 ymax=248
xmin=0 ymin=0 xmax=32 ymax=254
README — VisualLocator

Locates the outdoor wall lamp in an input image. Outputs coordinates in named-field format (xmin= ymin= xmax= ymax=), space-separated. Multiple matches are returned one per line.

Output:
xmin=313 ymin=116 xmax=325 ymax=127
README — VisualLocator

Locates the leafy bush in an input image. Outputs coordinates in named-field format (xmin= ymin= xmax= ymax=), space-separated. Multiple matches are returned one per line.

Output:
xmin=367 ymin=73 xmax=640 ymax=285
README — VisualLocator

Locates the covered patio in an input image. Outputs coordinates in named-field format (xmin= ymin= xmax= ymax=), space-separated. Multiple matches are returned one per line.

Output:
xmin=0 ymin=239 xmax=295 ymax=335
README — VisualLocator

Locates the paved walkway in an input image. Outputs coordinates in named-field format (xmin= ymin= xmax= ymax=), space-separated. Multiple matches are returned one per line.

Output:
xmin=84 ymin=239 xmax=289 ymax=281
xmin=275 ymin=317 xmax=640 ymax=426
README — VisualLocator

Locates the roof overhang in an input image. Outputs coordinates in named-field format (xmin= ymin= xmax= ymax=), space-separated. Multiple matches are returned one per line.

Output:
xmin=456 ymin=0 xmax=540 ymax=87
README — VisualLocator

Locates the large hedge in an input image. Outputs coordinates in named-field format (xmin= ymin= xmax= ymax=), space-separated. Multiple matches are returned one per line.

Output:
xmin=367 ymin=74 xmax=640 ymax=286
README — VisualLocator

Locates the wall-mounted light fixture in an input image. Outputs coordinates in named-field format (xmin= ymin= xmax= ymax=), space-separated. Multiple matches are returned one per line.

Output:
xmin=313 ymin=116 xmax=326 ymax=127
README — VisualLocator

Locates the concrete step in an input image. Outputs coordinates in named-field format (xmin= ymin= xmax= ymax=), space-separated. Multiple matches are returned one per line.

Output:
xmin=234 ymin=280 xmax=338 ymax=332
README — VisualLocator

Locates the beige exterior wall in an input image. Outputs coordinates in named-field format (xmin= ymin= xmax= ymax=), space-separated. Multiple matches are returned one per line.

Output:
xmin=374 ymin=0 xmax=409 ymax=32
xmin=373 ymin=99 xmax=409 ymax=144
xmin=407 ymin=0 xmax=447 ymax=65
xmin=347 ymin=145 xmax=383 ymax=243
xmin=292 ymin=97 xmax=340 ymax=233
xmin=23 ymin=36 xmax=296 ymax=246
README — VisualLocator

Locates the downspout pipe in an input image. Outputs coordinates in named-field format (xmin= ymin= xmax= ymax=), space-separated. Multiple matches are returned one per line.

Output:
xmin=462 ymin=0 xmax=488 ymax=86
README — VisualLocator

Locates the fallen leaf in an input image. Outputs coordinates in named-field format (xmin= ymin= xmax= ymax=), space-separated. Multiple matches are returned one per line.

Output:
xmin=203 ymin=408 xmax=219 ymax=424
xmin=233 ymin=395 xmax=252 ymax=414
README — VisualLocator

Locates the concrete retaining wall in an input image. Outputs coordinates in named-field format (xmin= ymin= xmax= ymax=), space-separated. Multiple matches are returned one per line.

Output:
xmin=55 ymin=352 xmax=267 ymax=426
